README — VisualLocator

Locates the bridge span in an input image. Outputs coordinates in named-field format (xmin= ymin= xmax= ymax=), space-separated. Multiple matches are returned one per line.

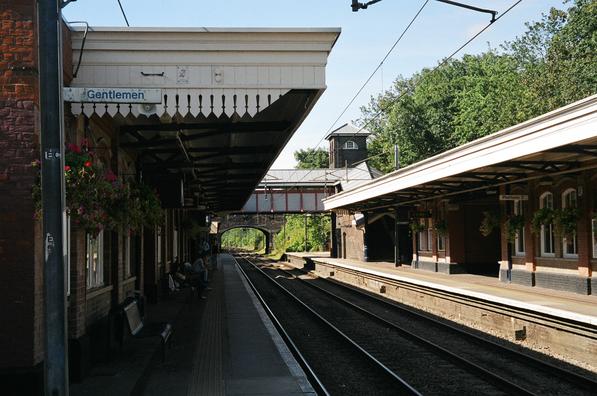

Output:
xmin=215 ymin=164 xmax=379 ymax=253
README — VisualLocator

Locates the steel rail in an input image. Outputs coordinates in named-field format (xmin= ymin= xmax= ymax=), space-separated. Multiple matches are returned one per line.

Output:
xmin=306 ymin=262 xmax=597 ymax=383
xmin=250 ymin=257 xmax=536 ymax=396
xmin=236 ymin=255 xmax=422 ymax=396
xmin=232 ymin=255 xmax=330 ymax=396
xmin=272 ymin=258 xmax=597 ymax=394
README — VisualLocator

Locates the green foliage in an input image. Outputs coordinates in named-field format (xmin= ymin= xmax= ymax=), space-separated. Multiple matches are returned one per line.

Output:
xmin=221 ymin=228 xmax=265 ymax=251
xmin=274 ymin=214 xmax=331 ymax=252
xmin=32 ymin=143 xmax=163 ymax=235
xmin=409 ymin=221 xmax=426 ymax=234
xmin=505 ymin=215 xmax=525 ymax=242
xmin=359 ymin=1 xmax=596 ymax=174
xmin=554 ymin=207 xmax=580 ymax=239
xmin=294 ymin=147 xmax=329 ymax=169
xmin=434 ymin=219 xmax=448 ymax=237
xmin=531 ymin=208 xmax=555 ymax=234
xmin=479 ymin=211 xmax=500 ymax=237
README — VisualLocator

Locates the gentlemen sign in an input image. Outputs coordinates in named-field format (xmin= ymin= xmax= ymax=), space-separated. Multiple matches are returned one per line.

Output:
xmin=63 ymin=87 xmax=162 ymax=103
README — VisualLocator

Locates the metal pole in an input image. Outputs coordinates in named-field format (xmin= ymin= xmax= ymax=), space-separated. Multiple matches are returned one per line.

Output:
xmin=330 ymin=211 xmax=338 ymax=258
xmin=394 ymin=208 xmax=400 ymax=267
xmin=363 ymin=212 xmax=369 ymax=262
xmin=304 ymin=214 xmax=308 ymax=252
xmin=38 ymin=0 xmax=68 ymax=394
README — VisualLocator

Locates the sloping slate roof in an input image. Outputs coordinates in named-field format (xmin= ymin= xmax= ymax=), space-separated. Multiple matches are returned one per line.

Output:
xmin=325 ymin=123 xmax=371 ymax=140
xmin=260 ymin=162 xmax=378 ymax=187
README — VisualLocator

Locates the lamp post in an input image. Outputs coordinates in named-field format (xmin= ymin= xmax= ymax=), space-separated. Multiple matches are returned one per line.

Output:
xmin=304 ymin=214 xmax=312 ymax=252
xmin=39 ymin=0 xmax=68 ymax=394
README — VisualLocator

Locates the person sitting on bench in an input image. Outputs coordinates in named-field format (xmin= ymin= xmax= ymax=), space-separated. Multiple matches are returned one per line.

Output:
xmin=183 ymin=257 xmax=211 ymax=299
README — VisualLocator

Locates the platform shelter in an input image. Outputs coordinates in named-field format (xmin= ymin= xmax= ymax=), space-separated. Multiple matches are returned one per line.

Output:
xmin=324 ymin=95 xmax=597 ymax=295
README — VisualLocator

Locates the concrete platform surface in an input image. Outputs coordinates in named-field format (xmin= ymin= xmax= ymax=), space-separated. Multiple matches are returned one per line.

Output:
xmin=71 ymin=254 xmax=315 ymax=395
xmin=286 ymin=253 xmax=597 ymax=326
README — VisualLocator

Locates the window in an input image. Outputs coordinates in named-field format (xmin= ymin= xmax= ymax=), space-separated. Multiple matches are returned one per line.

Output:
xmin=540 ymin=192 xmax=555 ymax=257
xmin=157 ymin=227 xmax=162 ymax=264
xmin=437 ymin=233 xmax=445 ymax=252
xmin=124 ymin=234 xmax=132 ymax=279
xmin=418 ymin=219 xmax=433 ymax=251
xmin=562 ymin=189 xmax=578 ymax=258
xmin=418 ymin=219 xmax=427 ymax=252
xmin=592 ymin=219 xmax=597 ymax=258
xmin=343 ymin=140 xmax=358 ymax=150
xmin=173 ymin=229 xmax=178 ymax=261
xmin=513 ymin=199 xmax=525 ymax=256
xmin=86 ymin=231 xmax=104 ymax=288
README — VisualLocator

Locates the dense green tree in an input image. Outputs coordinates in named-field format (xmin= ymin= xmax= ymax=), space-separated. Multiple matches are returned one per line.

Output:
xmin=360 ymin=0 xmax=596 ymax=174
xmin=221 ymin=228 xmax=264 ymax=251
xmin=294 ymin=147 xmax=329 ymax=169
xmin=274 ymin=214 xmax=331 ymax=252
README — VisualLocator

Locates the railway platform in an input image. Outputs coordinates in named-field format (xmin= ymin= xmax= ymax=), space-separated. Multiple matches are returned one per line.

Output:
xmin=285 ymin=252 xmax=597 ymax=371
xmin=71 ymin=254 xmax=315 ymax=395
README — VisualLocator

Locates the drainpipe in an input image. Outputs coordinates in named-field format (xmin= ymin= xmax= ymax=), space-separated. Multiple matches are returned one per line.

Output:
xmin=394 ymin=207 xmax=400 ymax=267
xmin=363 ymin=212 xmax=369 ymax=262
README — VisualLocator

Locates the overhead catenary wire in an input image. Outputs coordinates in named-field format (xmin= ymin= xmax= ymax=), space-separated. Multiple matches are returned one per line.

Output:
xmin=288 ymin=0 xmax=523 ymax=191
xmin=285 ymin=0 xmax=431 ymax=188
xmin=350 ymin=0 xmax=524 ymax=138
xmin=117 ymin=0 xmax=130 ymax=27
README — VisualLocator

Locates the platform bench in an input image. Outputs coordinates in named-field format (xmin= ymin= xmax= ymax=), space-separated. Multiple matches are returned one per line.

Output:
xmin=124 ymin=300 xmax=173 ymax=362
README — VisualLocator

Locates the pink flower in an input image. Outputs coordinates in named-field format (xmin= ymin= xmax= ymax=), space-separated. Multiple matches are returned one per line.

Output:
xmin=84 ymin=161 xmax=92 ymax=168
xmin=104 ymin=170 xmax=117 ymax=182
xmin=64 ymin=165 xmax=71 ymax=171
xmin=67 ymin=143 xmax=81 ymax=153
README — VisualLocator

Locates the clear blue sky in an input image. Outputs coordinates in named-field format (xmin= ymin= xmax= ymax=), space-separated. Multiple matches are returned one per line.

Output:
xmin=63 ymin=0 xmax=567 ymax=168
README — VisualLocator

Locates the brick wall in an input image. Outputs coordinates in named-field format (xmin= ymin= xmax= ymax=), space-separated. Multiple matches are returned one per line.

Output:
xmin=0 ymin=0 xmax=40 ymax=368
xmin=336 ymin=213 xmax=364 ymax=261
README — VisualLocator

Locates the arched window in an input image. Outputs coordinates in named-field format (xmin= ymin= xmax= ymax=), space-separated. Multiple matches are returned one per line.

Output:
xmin=343 ymin=140 xmax=358 ymax=150
xmin=513 ymin=199 xmax=525 ymax=256
xmin=540 ymin=192 xmax=555 ymax=257
xmin=562 ymin=188 xmax=578 ymax=258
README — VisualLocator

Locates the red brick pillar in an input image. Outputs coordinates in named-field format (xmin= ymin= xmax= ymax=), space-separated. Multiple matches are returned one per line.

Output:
xmin=577 ymin=173 xmax=591 ymax=278
xmin=0 ymin=2 xmax=44 ymax=386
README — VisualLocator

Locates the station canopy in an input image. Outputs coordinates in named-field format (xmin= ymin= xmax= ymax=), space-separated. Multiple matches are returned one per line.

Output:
xmin=323 ymin=95 xmax=597 ymax=213
xmin=68 ymin=27 xmax=340 ymax=212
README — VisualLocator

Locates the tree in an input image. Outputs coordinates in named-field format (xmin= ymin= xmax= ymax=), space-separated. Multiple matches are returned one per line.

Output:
xmin=294 ymin=147 xmax=329 ymax=169
xmin=359 ymin=0 xmax=596 ymax=174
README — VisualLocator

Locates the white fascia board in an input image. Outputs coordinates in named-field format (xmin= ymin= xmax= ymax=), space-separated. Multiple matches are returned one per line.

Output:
xmin=324 ymin=95 xmax=597 ymax=210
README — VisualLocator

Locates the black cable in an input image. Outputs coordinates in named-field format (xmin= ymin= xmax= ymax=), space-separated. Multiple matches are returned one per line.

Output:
xmin=68 ymin=21 xmax=89 ymax=78
xmin=351 ymin=0 xmax=523 ymax=138
xmin=287 ymin=0 xmax=430 ymax=186
xmin=291 ymin=0 xmax=523 ymax=189
xmin=117 ymin=0 xmax=130 ymax=27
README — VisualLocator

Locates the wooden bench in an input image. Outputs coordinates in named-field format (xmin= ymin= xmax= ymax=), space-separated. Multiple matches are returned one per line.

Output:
xmin=124 ymin=300 xmax=173 ymax=362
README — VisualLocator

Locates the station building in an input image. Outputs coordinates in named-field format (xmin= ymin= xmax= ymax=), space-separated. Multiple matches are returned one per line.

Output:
xmin=0 ymin=2 xmax=339 ymax=390
xmin=324 ymin=95 xmax=597 ymax=296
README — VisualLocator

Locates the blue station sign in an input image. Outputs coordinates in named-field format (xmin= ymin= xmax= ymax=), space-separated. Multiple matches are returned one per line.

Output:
xmin=63 ymin=87 xmax=162 ymax=104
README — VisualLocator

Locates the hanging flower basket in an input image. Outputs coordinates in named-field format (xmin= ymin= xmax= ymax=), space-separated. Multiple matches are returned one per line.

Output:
xmin=531 ymin=207 xmax=555 ymax=234
xmin=553 ymin=207 xmax=579 ymax=239
xmin=32 ymin=142 xmax=164 ymax=235
xmin=409 ymin=220 xmax=426 ymax=234
xmin=505 ymin=214 xmax=525 ymax=242
xmin=479 ymin=211 xmax=499 ymax=237
xmin=434 ymin=219 xmax=448 ymax=236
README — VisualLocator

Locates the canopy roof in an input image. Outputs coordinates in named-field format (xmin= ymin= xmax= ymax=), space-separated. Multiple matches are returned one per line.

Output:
xmin=68 ymin=26 xmax=340 ymax=212
xmin=323 ymin=95 xmax=597 ymax=212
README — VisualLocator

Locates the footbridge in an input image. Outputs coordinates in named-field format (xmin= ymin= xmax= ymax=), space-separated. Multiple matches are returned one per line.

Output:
xmin=215 ymin=164 xmax=378 ymax=253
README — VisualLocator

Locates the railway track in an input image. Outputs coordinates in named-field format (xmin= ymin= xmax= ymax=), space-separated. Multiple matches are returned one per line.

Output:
xmin=235 ymin=254 xmax=590 ymax=395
